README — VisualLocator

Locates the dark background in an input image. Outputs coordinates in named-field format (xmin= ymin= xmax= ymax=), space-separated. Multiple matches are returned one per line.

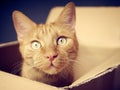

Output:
xmin=0 ymin=0 xmax=120 ymax=43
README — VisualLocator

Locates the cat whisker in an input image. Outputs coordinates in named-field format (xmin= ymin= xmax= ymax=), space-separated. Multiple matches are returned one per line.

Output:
xmin=56 ymin=59 xmax=81 ymax=65
xmin=11 ymin=61 xmax=22 ymax=76
xmin=33 ymin=60 xmax=49 ymax=68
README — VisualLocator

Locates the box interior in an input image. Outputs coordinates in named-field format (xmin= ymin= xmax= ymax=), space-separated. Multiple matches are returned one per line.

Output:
xmin=0 ymin=41 xmax=22 ymax=75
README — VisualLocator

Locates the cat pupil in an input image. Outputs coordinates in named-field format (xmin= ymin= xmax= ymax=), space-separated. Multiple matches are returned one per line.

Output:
xmin=35 ymin=44 xmax=38 ymax=47
xmin=60 ymin=39 xmax=64 ymax=43
xmin=34 ymin=43 xmax=37 ymax=47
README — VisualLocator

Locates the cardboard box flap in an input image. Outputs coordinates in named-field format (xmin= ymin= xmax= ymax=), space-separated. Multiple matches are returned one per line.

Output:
xmin=0 ymin=41 xmax=18 ymax=48
xmin=70 ymin=58 xmax=120 ymax=88
xmin=68 ymin=65 xmax=120 ymax=90
xmin=0 ymin=71 xmax=63 ymax=90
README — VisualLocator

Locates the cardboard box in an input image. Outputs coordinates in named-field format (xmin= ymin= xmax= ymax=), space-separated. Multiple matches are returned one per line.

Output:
xmin=0 ymin=7 xmax=120 ymax=90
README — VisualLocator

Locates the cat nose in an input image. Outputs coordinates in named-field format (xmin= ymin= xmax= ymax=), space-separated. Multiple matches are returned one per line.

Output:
xmin=46 ymin=53 xmax=58 ymax=62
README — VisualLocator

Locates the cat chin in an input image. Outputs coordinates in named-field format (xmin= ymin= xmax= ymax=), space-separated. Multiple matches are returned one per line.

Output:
xmin=43 ymin=66 xmax=63 ymax=75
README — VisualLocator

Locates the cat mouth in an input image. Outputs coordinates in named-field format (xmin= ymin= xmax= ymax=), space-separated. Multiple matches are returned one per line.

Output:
xmin=49 ymin=62 xmax=57 ymax=68
xmin=50 ymin=62 xmax=55 ymax=66
xmin=44 ymin=63 xmax=60 ymax=75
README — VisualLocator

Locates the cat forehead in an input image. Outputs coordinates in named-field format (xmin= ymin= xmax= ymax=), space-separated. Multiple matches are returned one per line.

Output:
xmin=36 ymin=23 xmax=66 ymax=35
xmin=37 ymin=24 xmax=54 ymax=33
xmin=34 ymin=24 xmax=58 ymax=40
xmin=36 ymin=23 xmax=72 ymax=34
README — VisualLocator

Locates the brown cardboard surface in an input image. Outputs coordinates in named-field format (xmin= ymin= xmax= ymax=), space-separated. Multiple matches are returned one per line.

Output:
xmin=0 ymin=71 xmax=61 ymax=90
xmin=0 ymin=7 xmax=120 ymax=90
xmin=69 ymin=65 xmax=120 ymax=90
xmin=71 ymin=53 xmax=120 ymax=87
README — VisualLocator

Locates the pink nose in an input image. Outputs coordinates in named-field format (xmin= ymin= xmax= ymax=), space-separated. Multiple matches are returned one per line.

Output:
xmin=46 ymin=53 xmax=58 ymax=62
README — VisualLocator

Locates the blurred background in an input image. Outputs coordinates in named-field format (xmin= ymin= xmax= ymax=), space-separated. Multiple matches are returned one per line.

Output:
xmin=0 ymin=0 xmax=120 ymax=43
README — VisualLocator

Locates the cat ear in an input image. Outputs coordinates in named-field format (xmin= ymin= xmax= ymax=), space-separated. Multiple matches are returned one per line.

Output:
xmin=12 ymin=10 xmax=36 ymax=42
xmin=56 ymin=2 xmax=76 ymax=29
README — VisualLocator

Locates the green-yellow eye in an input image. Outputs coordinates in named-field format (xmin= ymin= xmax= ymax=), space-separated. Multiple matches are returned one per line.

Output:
xmin=57 ymin=37 xmax=67 ymax=45
xmin=31 ymin=41 xmax=41 ymax=49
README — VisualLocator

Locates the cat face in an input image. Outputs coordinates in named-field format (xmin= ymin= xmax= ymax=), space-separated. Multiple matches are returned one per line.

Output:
xmin=12 ymin=2 xmax=78 ymax=75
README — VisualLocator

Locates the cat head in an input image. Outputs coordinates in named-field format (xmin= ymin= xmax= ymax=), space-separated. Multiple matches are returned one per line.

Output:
xmin=12 ymin=2 xmax=78 ymax=75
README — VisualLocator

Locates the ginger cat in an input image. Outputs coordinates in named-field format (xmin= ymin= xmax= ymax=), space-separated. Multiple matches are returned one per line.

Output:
xmin=12 ymin=2 xmax=79 ymax=87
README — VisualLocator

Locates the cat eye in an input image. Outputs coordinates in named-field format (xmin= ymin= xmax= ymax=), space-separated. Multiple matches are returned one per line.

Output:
xmin=57 ymin=37 xmax=67 ymax=45
xmin=31 ymin=41 xmax=41 ymax=49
